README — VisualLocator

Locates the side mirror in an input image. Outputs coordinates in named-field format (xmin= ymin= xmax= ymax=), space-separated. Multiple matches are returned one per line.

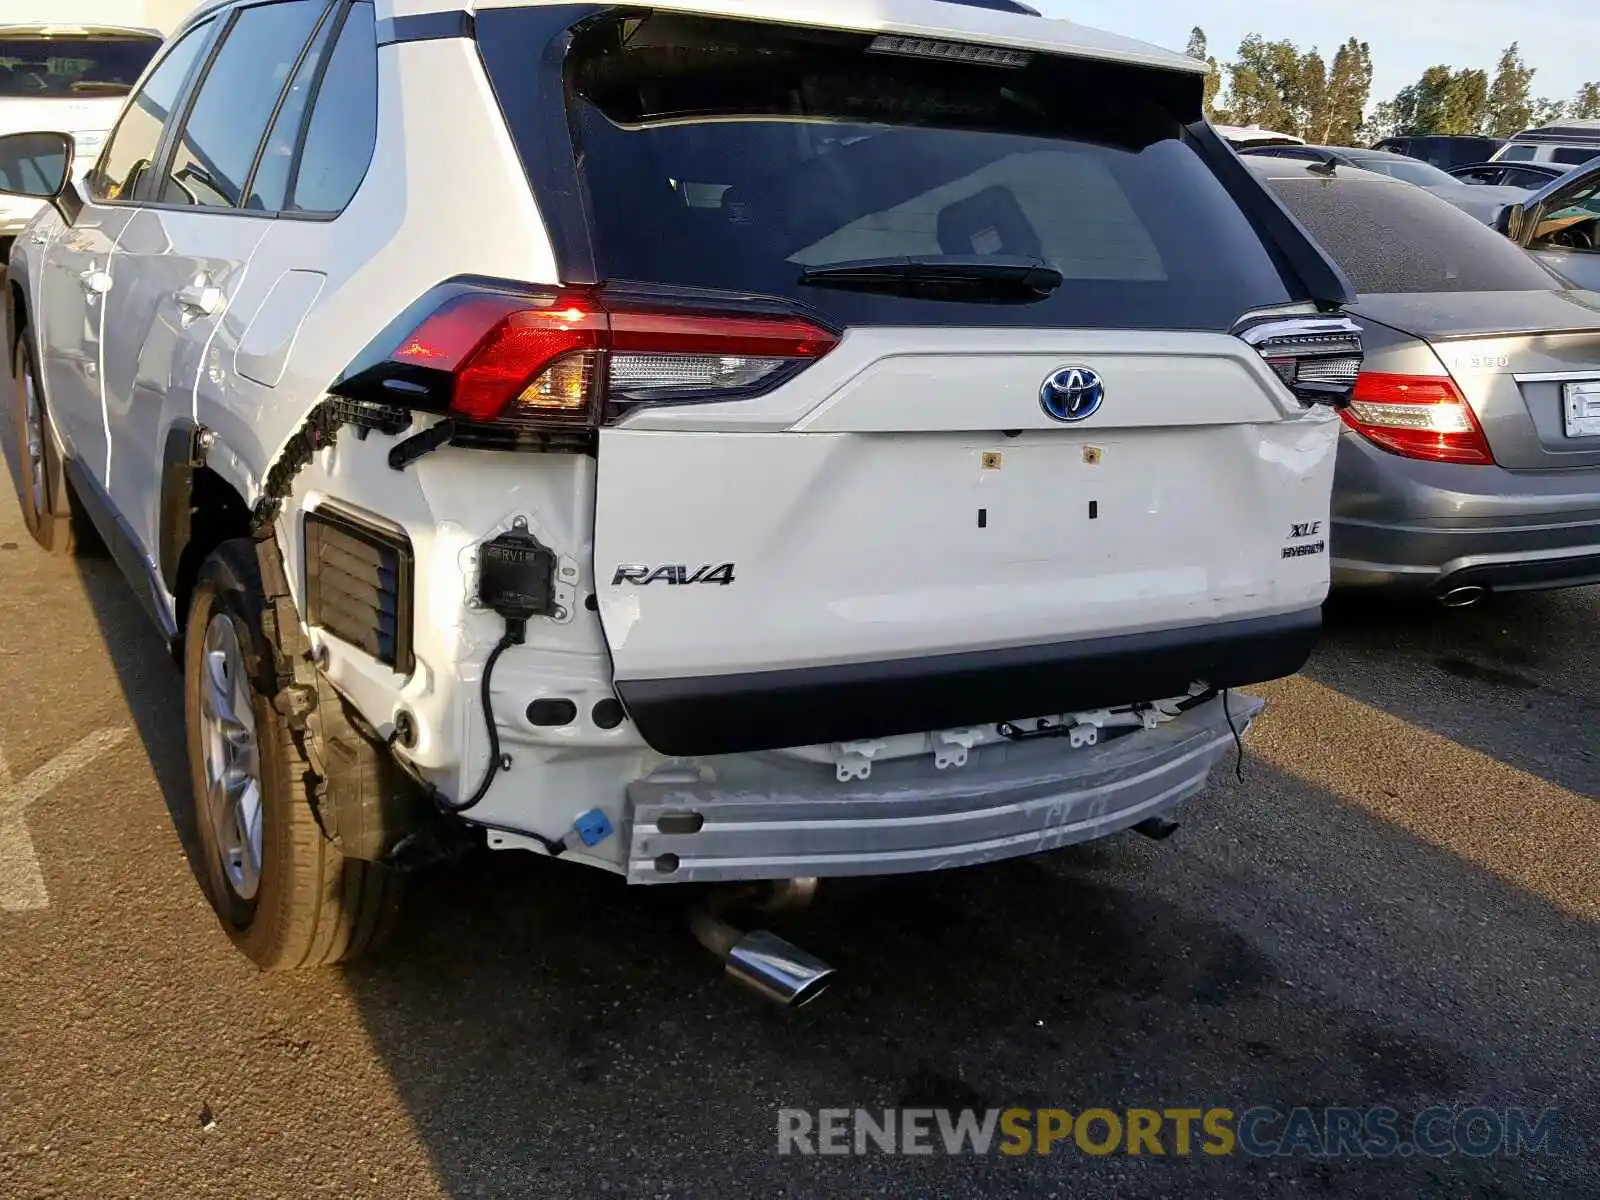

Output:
xmin=1491 ymin=203 xmax=1519 ymax=239
xmin=0 ymin=131 xmax=73 ymax=200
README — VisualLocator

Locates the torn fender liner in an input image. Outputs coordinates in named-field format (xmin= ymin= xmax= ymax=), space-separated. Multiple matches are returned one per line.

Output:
xmin=615 ymin=608 xmax=1318 ymax=757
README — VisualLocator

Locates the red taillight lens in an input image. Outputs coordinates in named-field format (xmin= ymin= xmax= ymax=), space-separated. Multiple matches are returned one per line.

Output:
xmin=1341 ymin=372 xmax=1495 ymax=465
xmin=382 ymin=290 xmax=838 ymax=426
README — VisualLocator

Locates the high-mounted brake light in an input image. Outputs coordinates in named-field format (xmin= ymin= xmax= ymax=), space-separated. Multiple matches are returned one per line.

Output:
xmin=347 ymin=289 xmax=840 ymax=432
xmin=867 ymin=35 xmax=1032 ymax=68
xmin=1341 ymin=372 xmax=1495 ymax=465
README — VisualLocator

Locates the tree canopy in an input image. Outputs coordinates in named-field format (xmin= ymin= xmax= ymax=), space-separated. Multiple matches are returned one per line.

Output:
xmin=1191 ymin=28 xmax=1593 ymax=145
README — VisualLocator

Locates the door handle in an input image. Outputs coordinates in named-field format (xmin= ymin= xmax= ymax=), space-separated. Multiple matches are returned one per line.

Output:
xmin=177 ymin=282 xmax=222 ymax=318
xmin=79 ymin=268 xmax=112 ymax=295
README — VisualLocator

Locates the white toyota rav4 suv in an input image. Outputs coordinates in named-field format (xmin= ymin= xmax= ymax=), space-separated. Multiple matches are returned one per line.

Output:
xmin=1 ymin=0 xmax=1360 ymax=1000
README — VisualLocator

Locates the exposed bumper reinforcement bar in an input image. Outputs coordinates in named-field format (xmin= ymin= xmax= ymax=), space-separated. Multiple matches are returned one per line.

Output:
xmin=624 ymin=692 xmax=1263 ymax=885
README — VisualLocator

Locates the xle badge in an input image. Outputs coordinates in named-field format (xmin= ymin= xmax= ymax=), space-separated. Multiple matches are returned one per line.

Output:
xmin=1282 ymin=520 xmax=1325 ymax=558
xmin=612 ymin=564 xmax=736 ymax=587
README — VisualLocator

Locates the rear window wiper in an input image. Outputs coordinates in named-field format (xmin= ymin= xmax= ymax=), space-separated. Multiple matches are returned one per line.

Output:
xmin=798 ymin=255 xmax=1064 ymax=301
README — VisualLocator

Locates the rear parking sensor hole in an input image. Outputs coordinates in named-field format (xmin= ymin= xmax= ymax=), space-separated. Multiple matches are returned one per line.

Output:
xmin=656 ymin=812 xmax=705 ymax=835
xmin=527 ymin=698 xmax=578 ymax=727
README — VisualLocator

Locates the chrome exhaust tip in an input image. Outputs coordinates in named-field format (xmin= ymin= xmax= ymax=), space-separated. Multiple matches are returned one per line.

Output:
xmin=1439 ymin=585 xmax=1487 ymax=609
xmin=723 ymin=930 xmax=837 ymax=1008
xmin=689 ymin=879 xmax=836 ymax=1008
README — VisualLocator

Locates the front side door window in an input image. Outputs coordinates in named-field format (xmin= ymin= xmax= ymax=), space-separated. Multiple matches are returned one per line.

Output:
xmin=37 ymin=19 xmax=215 ymax=491
xmin=1530 ymin=180 xmax=1600 ymax=252
xmin=87 ymin=20 xmax=214 ymax=203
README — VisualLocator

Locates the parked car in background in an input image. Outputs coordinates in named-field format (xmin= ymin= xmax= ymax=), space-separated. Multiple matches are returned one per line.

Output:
xmin=1492 ymin=119 xmax=1600 ymax=167
xmin=0 ymin=0 xmax=1363 ymax=991
xmin=1372 ymin=134 xmax=1506 ymax=171
xmin=0 ymin=23 xmax=163 ymax=256
xmin=1492 ymin=159 xmax=1600 ymax=291
xmin=1450 ymin=161 xmax=1570 ymax=189
xmin=1245 ymin=155 xmax=1600 ymax=603
xmin=1215 ymin=123 xmax=1305 ymax=149
xmin=1240 ymin=144 xmax=1531 ymax=223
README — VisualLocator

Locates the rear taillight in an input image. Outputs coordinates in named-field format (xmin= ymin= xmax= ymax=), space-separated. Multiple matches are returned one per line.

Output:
xmin=337 ymin=286 xmax=839 ymax=432
xmin=1341 ymin=372 xmax=1495 ymax=465
xmin=1235 ymin=315 xmax=1364 ymax=408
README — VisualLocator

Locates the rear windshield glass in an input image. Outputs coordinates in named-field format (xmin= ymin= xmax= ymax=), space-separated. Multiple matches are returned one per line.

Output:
xmin=0 ymin=35 xmax=161 ymax=97
xmin=1265 ymin=173 xmax=1558 ymax=294
xmin=554 ymin=14 xmax=1292 ymax=330
xmin=1345 ymin=156 xmax=1456 ymax=186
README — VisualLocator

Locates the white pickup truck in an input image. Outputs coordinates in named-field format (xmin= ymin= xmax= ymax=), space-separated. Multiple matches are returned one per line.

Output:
xmin=1 ymin=0 xmax=1359 ymax=1004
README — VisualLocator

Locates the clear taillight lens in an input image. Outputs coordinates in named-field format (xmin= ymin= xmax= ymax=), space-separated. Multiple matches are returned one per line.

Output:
xmin=1235 ymin=315 xmax=1365 ymax=408
xmin=608 ymin=353 xmax=792 ymax=399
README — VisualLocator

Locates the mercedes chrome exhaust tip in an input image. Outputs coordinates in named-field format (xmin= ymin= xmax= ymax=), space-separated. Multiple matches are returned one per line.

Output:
xmin=1439 ymin=585 xmax=1487 ymax=609
xmin=689 ymin=879 xmax=836 ymax=1008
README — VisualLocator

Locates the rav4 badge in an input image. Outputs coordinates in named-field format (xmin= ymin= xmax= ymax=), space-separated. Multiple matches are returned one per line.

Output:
xmin=612 ymin=564 xmax=736 ymax=587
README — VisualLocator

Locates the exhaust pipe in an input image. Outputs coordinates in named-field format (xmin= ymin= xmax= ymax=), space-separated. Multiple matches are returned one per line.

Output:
xmin=1133 ymin=816 xmax=1181 ymax=841
xmin=689 ymin=879 xmax=836 ymax=1008
xmin=1439 ymin=585 xmax=1487 ymax=609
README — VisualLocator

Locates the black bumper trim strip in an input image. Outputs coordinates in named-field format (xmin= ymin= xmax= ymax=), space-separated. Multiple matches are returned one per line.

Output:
xmin=616 ymin=607 xmax=1322 ymax=757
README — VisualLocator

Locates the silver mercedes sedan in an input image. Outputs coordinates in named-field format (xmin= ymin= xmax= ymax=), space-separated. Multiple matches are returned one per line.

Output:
xmin=1246 ymin=155 xmax=1600 ymax=603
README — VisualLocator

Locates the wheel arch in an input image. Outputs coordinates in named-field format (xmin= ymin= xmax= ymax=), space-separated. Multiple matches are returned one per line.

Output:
xmin=8 ymin=274 xmax=27 ymax=361
xmin=159 ymin=420 xmax=256 ymax=633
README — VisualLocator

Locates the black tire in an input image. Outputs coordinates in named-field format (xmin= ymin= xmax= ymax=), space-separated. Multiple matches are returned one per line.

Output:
xmin=184 ymin=537 xmax=402 ymax=969
xmin=12 ymin=333 xmax=95 ymax=554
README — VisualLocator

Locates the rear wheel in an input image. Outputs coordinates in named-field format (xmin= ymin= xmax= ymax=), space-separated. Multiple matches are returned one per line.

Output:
xmin=184 ymin=538 xmax=402 ymax=969
xmin=11 ymin=333 xmax=91 ymax=554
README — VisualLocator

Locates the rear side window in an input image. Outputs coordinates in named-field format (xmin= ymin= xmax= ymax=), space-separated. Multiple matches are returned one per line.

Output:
xmin=246 ymin=4 xmax=340 ymax=211
xmin=1506 ymin=167 xmax=1552 ymax=188
xmin=509 ymin=14 xmax=1294 ymax=331
xmin=1266 ymin=174 xmax=1558 ymax=294
xmin=1499 ymin=145 xmax=1538 ymax=162
xmin=248 ymin=1 xmax=377 ymax=214
xmin=1552 ymin=147 xmax=1600 ymax=167
xmin=89 ymin=21 xmax=212 ymax=203
xmin=287 ymin=1 xmax=377 ymax=213
xmin=161 ymin=0 xmax=327 ymax=208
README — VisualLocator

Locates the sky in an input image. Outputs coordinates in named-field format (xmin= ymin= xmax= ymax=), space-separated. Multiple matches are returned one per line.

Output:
xmin=1036 ymin=0 xmax=1596 ymax=111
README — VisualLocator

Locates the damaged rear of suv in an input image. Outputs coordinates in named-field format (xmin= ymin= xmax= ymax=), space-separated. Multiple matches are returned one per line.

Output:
xmin=4 ymin=0 xmax=1360 ymax=996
